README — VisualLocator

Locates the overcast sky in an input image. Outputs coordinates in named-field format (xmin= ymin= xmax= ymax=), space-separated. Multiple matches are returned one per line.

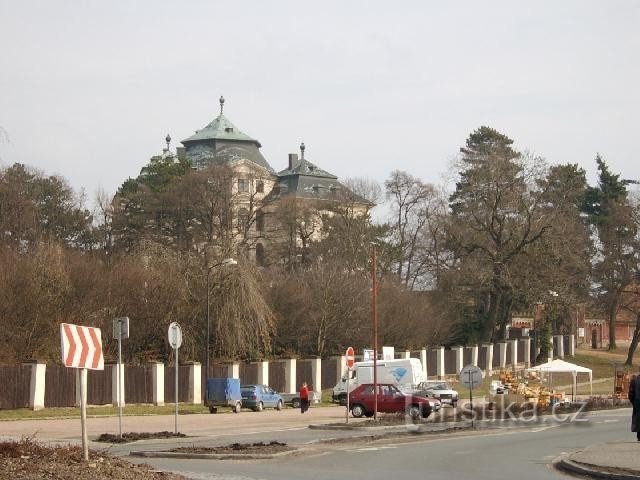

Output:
xmin=1 ymin=1 xmax=638 ymax=204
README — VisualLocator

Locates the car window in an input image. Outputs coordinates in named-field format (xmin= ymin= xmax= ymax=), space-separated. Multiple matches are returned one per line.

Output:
xmin=362 ymin=385 xmax=375 ymax=395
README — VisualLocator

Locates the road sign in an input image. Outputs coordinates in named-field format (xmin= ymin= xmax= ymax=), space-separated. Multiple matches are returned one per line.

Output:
xmin=459 ymin=365 xmax=483 ymax=389
xmin=363 ymin=349 xmax=374 ymax=361
xmin=113 ymin=317 xmax=130 ymax=340
xmin=60 ymin=323 xmax=104 ymax=370
xmin=346 ymin=347 xmax=355 ymax=368
xmin=168 ymin=322 xmax=182 ymax=349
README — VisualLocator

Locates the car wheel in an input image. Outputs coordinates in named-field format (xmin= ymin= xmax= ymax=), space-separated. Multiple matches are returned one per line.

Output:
xmin=351 ymin=404 xmax=365 ymax=418
xmin=291 ymin=398 xmax=301 ymax=409
xmin=234 ymin=402 xmax=241 ymax=414
xmin=408 ymin=404 xmax=421 ymax=420
xmin=256 ymin=401 xmax=264 ymax=412
xmin=338 ymin=393 xmax=347 ymax=406
xmin=364 ymin=411 xmax=374 ymax=418
xmin=209 ymin=406 xmax=217 ymax=414
xmin=421 ymin=405 xmax=432 ymax=419
xmin=452 ymin=400 xmax=458 ymax=408
xmin=276 ymin=400 xmax=283 ymax=411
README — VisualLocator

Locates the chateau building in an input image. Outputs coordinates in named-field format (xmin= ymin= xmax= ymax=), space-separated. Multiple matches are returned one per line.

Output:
xmin=165 ymin=96 xmax=369 ymax=264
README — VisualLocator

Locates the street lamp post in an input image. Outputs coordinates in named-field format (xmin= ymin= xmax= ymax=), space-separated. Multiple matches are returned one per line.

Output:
xmin=371 ymin=244 xmax=378 ymax=421
xmin=205 ymin=257 xmax=237 ymax=373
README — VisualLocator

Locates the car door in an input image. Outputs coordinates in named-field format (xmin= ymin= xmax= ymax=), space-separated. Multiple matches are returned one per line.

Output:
xmin=261 ymin=385 xmax=274 ymax=407
xmin=385 ymin=385 xmax=405 ymax=413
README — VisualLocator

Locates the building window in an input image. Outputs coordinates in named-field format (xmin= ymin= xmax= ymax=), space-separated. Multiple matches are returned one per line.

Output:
xmin=238 ymin=178 xmax=249 ymax=193
xmin=237 ymin=208 xmax=249 ymax=229
xmin=256 ymin=210 xmax=264 ymax=232
xmin=256 ymin=180 xmax=264 ymax=193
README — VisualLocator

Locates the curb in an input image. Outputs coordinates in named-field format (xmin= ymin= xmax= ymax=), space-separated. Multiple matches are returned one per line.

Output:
xmin=130 ymin=449 xmax=297 ymax=460
xmin=555 ymin=455 xmax=640 ymax=480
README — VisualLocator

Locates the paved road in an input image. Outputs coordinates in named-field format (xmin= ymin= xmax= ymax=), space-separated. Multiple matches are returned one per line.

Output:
xmin=130 ymin=409 xmax=635 ymax=480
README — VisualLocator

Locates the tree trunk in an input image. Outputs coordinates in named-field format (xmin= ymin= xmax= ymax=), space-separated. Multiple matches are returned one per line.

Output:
xmin=625 ymin=313 xmax=640 ymax=366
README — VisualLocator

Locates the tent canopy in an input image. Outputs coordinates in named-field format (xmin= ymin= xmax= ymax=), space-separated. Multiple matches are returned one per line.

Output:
xmin=528 ymin=358 xmax=592 ymax=398
xmin=528 ymin=359 xmax=592 ymax=374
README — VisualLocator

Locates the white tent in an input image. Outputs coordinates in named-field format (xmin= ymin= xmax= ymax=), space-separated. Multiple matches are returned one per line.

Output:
xmin=528 ymin=359 xmax=593 ymax=400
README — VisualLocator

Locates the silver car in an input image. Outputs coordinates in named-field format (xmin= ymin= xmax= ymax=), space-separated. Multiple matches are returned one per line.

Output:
xmin=415 ymin=381 xmax=459 ymax=407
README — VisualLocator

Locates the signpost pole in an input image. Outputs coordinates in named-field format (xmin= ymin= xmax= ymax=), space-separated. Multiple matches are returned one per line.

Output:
xmin=468 ymin=370 xmax=474 ymax=428
xmin=175 ymin=337 xmax=179 ymax=434
xmin=117 ymin=320 xmax=122 ymax=439
xmin=80 ymin=368 xmax=88 ymax=461
xmin=346 ymin=367 xmax=350 ymax=424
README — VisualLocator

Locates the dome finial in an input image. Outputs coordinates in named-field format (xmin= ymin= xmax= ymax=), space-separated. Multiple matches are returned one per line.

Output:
xmin=300 ymin=142 xmax=305 ymax=159
xmin=165 ymin=133 xmax=171 ymax=150
xmin=219 ymin=95 xmax=225 ymax=115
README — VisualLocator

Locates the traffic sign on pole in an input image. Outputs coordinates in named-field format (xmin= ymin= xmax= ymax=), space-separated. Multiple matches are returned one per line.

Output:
xmin=459 ymin=364 xmax=483 ymax=428
xmin=168 ymin=322 xmax=182 ymax=434
xmin=346 ymin=346 xmax=355 ymax=369
xmin=60 ymin=323 xmax=104 ymax=462
xmin=60 ymin=323 xmax=104 ymax=370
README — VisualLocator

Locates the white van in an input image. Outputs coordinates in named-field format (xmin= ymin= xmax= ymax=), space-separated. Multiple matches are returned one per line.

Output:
xmin=332 ymin=358 xmax=425 ymax=404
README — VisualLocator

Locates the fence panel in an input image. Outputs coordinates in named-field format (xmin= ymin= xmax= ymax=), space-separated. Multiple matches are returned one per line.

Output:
xmin=268 ymin=361 xmax=285 ymax=392
xmin=444 ymin=349 xmax=457 ymax=375
xmin=427 ymin=350 xmax=438 ymax=377
xmin=87 ymin=366 xmax=112 ymax=405
xmin=506 ymin=343 xmax=513 ymax=366
xmin=45 ymin=365 xmax=76 ymax=407
xmin=517 ymin=341 xmax=526 ymax=363
xmin=477 ymin=346 xmax=488 ymax=370
xmin=239 ymin=363 xmax=258 ymax=385
xmin=125 ymin=365 xmax=153 ymax=404
xmin=0 ymin=365 xmax=30 ymax=409
xmin=563 ymin=335 xmax=572 ymax=356
xmin=321 ymin=359 xmax=338 ymax=392
xmin=296 ymin=361 xmax=313 ymax=389
xmin=164 ymin=365 xmax=190 ymax=403
xmin=492 ymin=347 xmax=501 ymax=368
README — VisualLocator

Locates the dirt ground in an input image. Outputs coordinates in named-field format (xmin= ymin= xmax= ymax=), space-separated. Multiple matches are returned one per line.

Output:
xmin=0 ymin=439 xmax=188 ymax=480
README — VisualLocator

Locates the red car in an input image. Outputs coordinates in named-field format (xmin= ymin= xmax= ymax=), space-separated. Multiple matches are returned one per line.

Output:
xmin=348 ymin=383 xmax=434 ymax=419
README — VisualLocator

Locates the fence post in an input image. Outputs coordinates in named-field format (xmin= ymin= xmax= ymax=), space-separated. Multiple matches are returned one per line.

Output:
xmin=227 ymin=362 xmax=240 ymax=379
xmin=283 ymin=358 xmax=297 ymax=394
xmin=556 ymin=335 xmax=565 ymax=358
xmin=471 ymin=345 xmax=479 ymax=367
xmin=568 ymin=334 xmax=575 ymax=356
xmin=435 ymin=347 xmax=445 ymax=379
xmin=111 ymin=362 xmax=125 ymax=407
xmin=510 ymin=339 xmax=518 ymax=371
xmin=150 ymin=362 xmax=164 ymax=406
xmin=257 ymin=361 xmax=269 ymax=385
xmin=522 ymin=337 xmax=531 ymax=368
xmin=498 ymin=342 xmax=507 ymax=369
xmin=484 ymin=344 xmax=494 ymax=376
xmin=334 ymin=355 xmax=346 ymax=385
xmin=454 ymin=346 xmax=464 ymax=374
xmin=22 ymin=361 xmax=46 ymax=411
xmin=420 ymin=348 xmax=428 ymax=380
xmin=186 ymin=362 xmax=201 ymax=405
xmin=310 ymin=357 xmax=321 ymax=403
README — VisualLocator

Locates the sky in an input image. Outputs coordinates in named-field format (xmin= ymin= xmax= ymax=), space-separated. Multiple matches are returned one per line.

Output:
xmin=1 ymin=1 xmax=639 ymax=205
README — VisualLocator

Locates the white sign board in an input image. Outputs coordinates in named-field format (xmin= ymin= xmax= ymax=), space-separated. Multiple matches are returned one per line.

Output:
xmin=363 ymin=349 xmax=374 ymax=361
xmin=459 ymin=365 xmax=483 ymax=390
xmin=168 ymin=322 xmax=182 ymax=349
xmin=578 ymin=327 xmax=585 ymax=338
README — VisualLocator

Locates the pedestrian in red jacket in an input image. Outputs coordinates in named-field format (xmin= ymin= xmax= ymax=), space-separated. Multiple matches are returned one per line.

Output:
xmin=299 ymin=382 xmax=310 ymax=413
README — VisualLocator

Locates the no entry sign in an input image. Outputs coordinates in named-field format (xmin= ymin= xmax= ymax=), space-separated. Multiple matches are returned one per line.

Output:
xmin=60 ymin=323 xmax=104 ymax=370
xmin=346 ymin=347 xmax=355 ymax=369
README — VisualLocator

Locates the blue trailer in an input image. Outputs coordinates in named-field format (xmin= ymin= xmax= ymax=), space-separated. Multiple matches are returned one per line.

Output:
xmin=206 ymin=378 xmax=242 ymax=413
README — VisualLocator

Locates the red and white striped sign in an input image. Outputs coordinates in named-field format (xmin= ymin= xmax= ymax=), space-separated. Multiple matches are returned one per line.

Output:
xmin=60 ymin=323 xmax=104 ymax=370
xmin=346 ymin=346 xmax=355 ymax=368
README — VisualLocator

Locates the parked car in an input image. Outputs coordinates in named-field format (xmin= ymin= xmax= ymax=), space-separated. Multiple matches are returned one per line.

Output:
xmin=348 ymin=383 xmax=435 ymax=419
xmin=240 ymin=384 xmax=284 ymax=412
xmin=413 ymin=380 xmax=459 ymax=407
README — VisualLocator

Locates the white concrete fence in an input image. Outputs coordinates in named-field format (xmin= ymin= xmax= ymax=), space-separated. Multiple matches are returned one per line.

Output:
xmin=17 ymin=334 xmax=574 ymax=410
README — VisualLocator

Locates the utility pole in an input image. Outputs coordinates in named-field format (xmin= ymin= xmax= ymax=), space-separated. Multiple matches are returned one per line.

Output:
xmin=372 ymin=244 xmax=378 ymax=421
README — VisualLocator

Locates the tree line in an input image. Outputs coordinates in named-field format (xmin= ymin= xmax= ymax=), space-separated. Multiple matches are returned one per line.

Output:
xmin=1 ymin=126 xmax=639 ymax=365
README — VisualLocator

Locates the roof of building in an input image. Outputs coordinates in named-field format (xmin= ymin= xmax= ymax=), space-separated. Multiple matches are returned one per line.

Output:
xmin=181 ymin=96 xmax=261 ymax=146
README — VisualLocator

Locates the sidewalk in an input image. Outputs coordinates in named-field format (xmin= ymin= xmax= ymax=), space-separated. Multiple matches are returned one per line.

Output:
xmin=559 ymin=442 xmax=640 ymax=479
